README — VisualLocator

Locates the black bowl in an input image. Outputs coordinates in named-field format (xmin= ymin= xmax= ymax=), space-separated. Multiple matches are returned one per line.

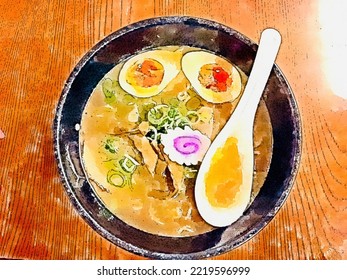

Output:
xmin=53 ymin=16 xmax=301 ymax=259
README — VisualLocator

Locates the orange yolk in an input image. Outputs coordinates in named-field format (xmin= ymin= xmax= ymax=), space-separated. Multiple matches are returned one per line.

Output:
xmin=126 ymin=59 xmax=164 ymax=88
xmin=198 ymin=63 xmax=233 ymax=92
xmin=204 ymin=136 xmax=242 ymax=208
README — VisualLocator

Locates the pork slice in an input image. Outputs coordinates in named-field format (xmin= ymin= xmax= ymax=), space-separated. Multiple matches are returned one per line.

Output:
xmin=129 ymin=134 xmax=158 ymax=176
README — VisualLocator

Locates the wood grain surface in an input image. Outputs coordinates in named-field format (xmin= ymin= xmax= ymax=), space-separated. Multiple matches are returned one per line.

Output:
xmin=0 ymin=0 xmax=346 ymax=260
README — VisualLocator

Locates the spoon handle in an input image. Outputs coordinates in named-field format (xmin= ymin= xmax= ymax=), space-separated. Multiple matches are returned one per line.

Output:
xmin=231 ymin=28 xmax=281 ymax=121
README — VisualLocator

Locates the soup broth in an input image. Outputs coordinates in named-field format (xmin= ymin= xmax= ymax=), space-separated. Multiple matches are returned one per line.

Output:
xmin=80 ymin=46 xmax=273 ymax=237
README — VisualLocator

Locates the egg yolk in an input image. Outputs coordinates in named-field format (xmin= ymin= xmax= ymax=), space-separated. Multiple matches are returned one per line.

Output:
xmin=204 ymin=136 xmax=242 ymax=208
xmin=198 ymin=63 xmax=233 ymax=92
xmin=126 ymin=59 xmax=164 ymax=88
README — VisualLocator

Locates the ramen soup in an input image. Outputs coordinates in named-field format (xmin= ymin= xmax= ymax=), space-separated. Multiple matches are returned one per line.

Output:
xmin=80 ymin=46 xmax=273 ymax=237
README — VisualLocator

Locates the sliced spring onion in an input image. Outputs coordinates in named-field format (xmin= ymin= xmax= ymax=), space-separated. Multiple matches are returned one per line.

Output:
xmin=167 ymin=107 xmax=179 ymax=118
xmin=146 ymin=104 xmax=191 ymax=143
xmin=174 ymin=114 xmax=188 ymax=127
xmin=104 ymin=138 xmax=119 ymax=154
xmin=102 ymin=78 xmax=126 ymax=104
xmin=186 ymin=111 xmax=200 ymax=123
xmin=107 ymin=169 xmax=126 ymax=188
xmin=119 ymin=154 xmax=140 ymax=173
xmin=102 ymin=78 xmax=115 ymax=98
xmin=147 ymin=104 xmax=169 ymax=125
xmin=186 ymin=96 xmax=201 ymax=111
xmin=123 ymin=94 xmax=136 ymax=105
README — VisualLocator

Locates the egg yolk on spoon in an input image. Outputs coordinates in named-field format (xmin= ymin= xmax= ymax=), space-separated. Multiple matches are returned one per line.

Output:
xmin=126 ymin=59 xmax=164 ymax=88
xmin=204 ymin=136 xmax=242 ymax=208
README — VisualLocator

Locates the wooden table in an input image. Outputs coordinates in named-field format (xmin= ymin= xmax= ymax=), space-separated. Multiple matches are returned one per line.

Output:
xmin=0 ymin=0 xmax=346 ymax=260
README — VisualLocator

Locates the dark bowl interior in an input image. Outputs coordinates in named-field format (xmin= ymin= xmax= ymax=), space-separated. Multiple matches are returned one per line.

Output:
xmin=54 ymin=16 xmax=301 ymax=259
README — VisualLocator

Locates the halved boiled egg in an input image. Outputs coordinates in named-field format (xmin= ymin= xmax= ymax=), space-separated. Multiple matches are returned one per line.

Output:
xmin=119 ymin=50 xmax=181 ymax=98
xmin=182 ymin=51 xmax=242 ymax=103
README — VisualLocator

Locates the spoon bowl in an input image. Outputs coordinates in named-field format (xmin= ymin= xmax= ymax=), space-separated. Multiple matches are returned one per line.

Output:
xmin=195 ymin=28 xmax=282 ymax=227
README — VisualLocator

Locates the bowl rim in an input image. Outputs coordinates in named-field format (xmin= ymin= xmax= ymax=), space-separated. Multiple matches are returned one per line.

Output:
xmin=53 ymin=16 xmax=302 ymax=259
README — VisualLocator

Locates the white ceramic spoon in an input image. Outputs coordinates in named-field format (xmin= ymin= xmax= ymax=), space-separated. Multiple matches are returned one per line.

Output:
xmin=195 ymin=28 xmax=281 ymax=227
